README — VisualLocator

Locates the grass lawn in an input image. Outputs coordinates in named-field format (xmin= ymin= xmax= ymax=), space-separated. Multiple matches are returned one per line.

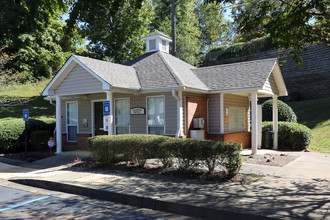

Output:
xmin=287 ymin=97 xmax=330 ymax=153
xmin=0 ymin=79 xmax=54 ymax=121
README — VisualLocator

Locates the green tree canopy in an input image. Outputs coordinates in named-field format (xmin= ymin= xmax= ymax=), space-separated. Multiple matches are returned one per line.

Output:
xmin=217 ymin=0 xmax=329 ymax=63
xmin=67 ymin=0 xmax=154 ymax=63
xmin=0 ymin=0 xmax=78 ymax=83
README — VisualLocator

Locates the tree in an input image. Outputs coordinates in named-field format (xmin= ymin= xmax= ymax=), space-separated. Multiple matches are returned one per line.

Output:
xmin=67 ymin=0 xmax=154 ymax=63
xmin=153 ymin=0 xmax=230 ymax=65
xmin=0 ymin=0 xmax=76 ymax=83
xmin=214 ymin=0 xmax=329 ymax=63
xmin=0 ymin=46 xmax=17 ymax=85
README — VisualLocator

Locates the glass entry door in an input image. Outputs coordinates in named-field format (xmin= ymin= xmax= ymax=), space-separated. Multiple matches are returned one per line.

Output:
xmin=94 ymin=102 xmax=107 ymax=136
xmin=115 ymin=98 xmax=130 ymax=134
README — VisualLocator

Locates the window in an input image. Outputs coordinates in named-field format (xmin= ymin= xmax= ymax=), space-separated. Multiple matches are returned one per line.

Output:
xmin=115 ymin=98 xmax=130 ymax=134
xmin=66 ymin=102 xmax=78 ymax=142
xmin=147 ymin=96 xmax=165 ymax=135
xmin=162 ymin=40 xmax=166 ymax=51
xmin=149 ymin=39 xmax=156 ymax=50
xmin=228 ymin=107 xmax=245 ymax=133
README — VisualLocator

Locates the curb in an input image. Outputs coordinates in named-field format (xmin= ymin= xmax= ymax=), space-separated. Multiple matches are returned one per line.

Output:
xmin=11 ymin=179 xmax=274 ymax=220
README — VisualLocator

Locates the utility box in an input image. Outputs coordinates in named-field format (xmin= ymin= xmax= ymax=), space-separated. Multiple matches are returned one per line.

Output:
xmin=190 ymin=130 xmax=205 ymax=140
xmin=193 ymin=118 xmax=205 ymax=129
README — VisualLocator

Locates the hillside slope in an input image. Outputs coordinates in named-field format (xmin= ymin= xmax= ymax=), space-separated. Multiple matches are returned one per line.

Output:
xmin=287 ymin=97 xmax=330 ymax=153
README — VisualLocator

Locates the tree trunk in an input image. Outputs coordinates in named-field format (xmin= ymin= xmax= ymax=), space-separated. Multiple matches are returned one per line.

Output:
xmin=171 ymin=0 xmax=176 ymax=57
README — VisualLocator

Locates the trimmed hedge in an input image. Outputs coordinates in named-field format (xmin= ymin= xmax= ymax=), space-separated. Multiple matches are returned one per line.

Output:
xmin=262 ymin=99 xmax=297 ymax=122
xmin=87 ymin=135 xmax=242 ymax=176
xmin=0 ymin=118 xmax=55 ymax=153
xmin=30 ymin=130 xmax=50 ymax=151
xmin=262 ymin=121 xmax=312 ymax=150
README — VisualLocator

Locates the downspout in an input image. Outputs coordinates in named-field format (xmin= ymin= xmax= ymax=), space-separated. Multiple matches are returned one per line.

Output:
xmin=172 ymin=89 xmax=182 ymax=138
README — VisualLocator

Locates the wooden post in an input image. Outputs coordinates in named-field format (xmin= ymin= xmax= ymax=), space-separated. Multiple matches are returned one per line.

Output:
xmin=251 ymin=92 xmax=258 ymax=155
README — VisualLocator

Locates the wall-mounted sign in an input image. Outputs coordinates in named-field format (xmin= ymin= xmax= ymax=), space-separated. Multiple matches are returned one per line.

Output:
xmin=103 ymin=101 xmax=110 ymax=115
xmin=130 ymin=107 xmax=145 ymax=115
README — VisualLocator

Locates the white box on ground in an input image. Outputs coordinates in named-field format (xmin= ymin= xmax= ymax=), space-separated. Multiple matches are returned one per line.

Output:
xmin=190 ymin=130 xmax=205 ymax=140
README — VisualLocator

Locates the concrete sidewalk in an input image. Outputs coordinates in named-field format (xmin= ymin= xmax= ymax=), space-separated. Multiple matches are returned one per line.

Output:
xmin=1 ymin=150 xmax=329 ymax=219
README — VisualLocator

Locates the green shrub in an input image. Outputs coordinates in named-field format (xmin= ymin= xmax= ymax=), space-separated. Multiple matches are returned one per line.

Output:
xmin=262 ymin=121 xmax=312 ymax=150
xmin=30 ymin=130 xmax=50 ymax=151
xmin=262 ymin=99 xmax=297 ymax=122
xmin=0 ymin=119 xmax=25 ymax=153
xmin=0 ymin=118 xmax=56 ymax=153
xmin=87 ymin=135 xmax=242 ymax=176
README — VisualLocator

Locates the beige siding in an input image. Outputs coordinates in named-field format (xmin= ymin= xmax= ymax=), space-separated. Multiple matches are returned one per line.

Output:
xmin=263 ymin=72 xmax=279 ymax=95
xmin=223 ymin=94 xmax=249 ymax=133
xmin=165 ymin=93 xmax=177 ymax=135
xmin=59 ymin=92 xmax=177 ymax=135
xmin=207 ymin=94 xmax=220 ymax=133
xmin=113 ymin=92 xmax=177 ymax=135
xmin=55 ymin=64 xmax=103 ymax=95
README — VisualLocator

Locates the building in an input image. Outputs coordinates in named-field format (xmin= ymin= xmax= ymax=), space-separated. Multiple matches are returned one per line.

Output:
xmin=42 ymin=31 xmax=287 ymax=154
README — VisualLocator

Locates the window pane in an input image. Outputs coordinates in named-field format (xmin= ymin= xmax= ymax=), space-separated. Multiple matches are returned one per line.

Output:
xmin=115 ymin=99 xmax=129 ymax=126
xmin=68 ymin=126 xmax=77 ymax=142
xmin=147 ymin=97 xmax=164 ymax=126
xmin=149 ymin=39 xmax=156 ymax=50
xmin=148 ymin=127 xmax=164 ymax=135
xmin=229 ymin=108 xmax=245 ymax=132
xmin=67 ymin=102 xmax=78 ymax=125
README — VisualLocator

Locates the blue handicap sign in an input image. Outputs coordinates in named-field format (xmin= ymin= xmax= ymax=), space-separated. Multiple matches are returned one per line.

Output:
xmin=103 ymin=101 xmax=110 ymax=115
xmin=23 ymin=109 xmax=29 ymax=121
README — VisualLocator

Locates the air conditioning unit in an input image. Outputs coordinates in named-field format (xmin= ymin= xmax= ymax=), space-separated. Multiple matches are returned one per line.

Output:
xmin=193 ymin=118 xmax=205 ymax=129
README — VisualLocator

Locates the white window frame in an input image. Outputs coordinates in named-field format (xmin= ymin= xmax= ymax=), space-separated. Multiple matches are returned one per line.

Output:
xmin=114 ymin=97 xmax=130 ymax=135
xmin=66 ymin=101 xmax=79 ymax=142
xmin=228 ymin=107 xmax=246 ymax=133
xmin=91 ymin=99 xmax=106 ymax=137
xmin=146 ymin=95 xmax=166 ymax=135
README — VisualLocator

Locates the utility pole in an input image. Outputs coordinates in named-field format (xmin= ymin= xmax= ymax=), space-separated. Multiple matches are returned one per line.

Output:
xmin=172 ymin=0 xmax=176 ymax=57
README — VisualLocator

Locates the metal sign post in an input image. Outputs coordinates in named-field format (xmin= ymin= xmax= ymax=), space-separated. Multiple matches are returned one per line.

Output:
xmin=23 ymin=109 xmax=29 ymax=156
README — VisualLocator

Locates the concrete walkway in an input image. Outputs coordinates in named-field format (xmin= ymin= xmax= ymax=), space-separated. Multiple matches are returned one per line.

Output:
xmin=0 ymin=150 xmax=329 ymax=219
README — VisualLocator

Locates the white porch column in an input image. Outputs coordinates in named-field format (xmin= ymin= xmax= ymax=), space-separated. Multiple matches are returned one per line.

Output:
xmin=251 ymin=92 xmax=258 ymax=155
xmin=106 ymin=91 xmax=114 ymax=135
xmin=273 ymin=96 xmax=278 ymax=150
xmin=56 ymin=96 xmax=62 ymax=154
xmin=220 ymin=93 xmax=224 ymax=134
xmin=179 ymin=90 xmax=183 ymax=137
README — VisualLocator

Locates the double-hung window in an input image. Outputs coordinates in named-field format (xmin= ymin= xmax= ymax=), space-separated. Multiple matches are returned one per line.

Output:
xmin=66 ymin=101 xmax=78 ymax=142
xmin=115 ymin=98 xmax=130 ymax=134
xmin=228 ymin=107 xmax=245 ymax=133
xmin=147 ymin=96 xmax=165 ymax=135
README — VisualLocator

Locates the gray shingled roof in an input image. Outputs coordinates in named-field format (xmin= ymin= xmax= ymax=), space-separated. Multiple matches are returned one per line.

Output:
xmin=192 ymin=58 xmax=277 ymax=91
xmin=74 ymin=55 xmax=140 ymax=89
xmin=142 ymin=30 xmax=172 ymax=41
xmin=124 ymin=51 xmax=208 ymax=90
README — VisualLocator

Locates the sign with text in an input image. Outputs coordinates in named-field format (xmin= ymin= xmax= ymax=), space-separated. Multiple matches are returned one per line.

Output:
xmin=130 ymin=107 xmax=145 ymax=115
xmin=23 ymin=109 xmax=29 ymax=121
xmin=103 ymin=101 xmax=110 ymax=115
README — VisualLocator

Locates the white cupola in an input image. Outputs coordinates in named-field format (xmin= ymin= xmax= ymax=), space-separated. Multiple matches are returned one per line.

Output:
xmin=142 ymin=30 xmax=172 ymax=53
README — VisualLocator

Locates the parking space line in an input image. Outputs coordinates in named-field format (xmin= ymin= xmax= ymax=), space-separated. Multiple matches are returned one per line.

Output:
xmin=0 ymin=195 xmax=52 ymax=212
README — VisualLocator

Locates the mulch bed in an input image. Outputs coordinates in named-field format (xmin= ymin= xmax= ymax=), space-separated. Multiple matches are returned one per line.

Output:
xmin=1 ymin=151 xmax=55 ymax=163
xmin=242 ymin=153 xmax=299 ymax=167
xmin=67 ymin=158 xmax=263 ymax=185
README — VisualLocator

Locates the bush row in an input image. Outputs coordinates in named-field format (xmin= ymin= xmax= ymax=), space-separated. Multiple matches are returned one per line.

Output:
xmin=262 ymin=121 xmax=312 ymax=150
xmin=0 ymin=118 xmax=55 ymax=153
xmin=87 ymin=135 xmax=242 ymax=176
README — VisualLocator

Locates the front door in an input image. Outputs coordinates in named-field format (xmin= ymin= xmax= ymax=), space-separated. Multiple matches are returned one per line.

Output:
xmin=94 ymin=102 xmax=107 ymax=136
